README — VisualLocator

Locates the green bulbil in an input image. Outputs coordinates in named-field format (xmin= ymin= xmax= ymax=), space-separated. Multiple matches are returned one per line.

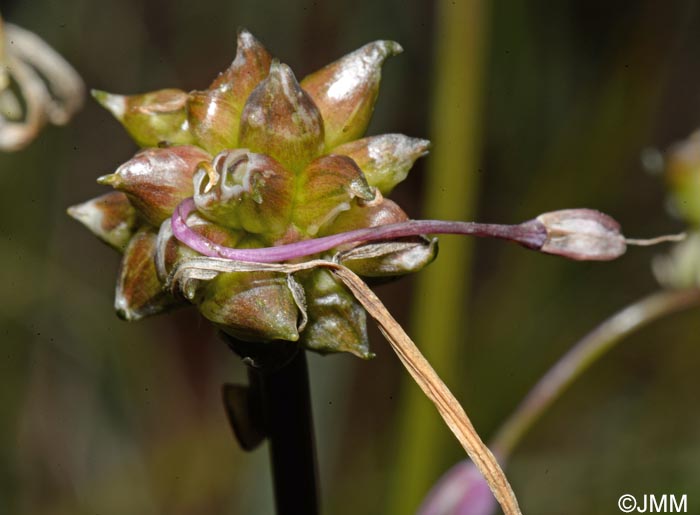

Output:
xmin=239 ymin=62 xmax=325 ymax=173
xmin=194 ymin=150 xmax=295 ymax=240
xmin=293 ymin=154 xmax=375 ymax=236
xmin=323 ymin=198 xmax=437 ymax=277
xmin=98 ymin=145 xmax=211 ymax=225
xmin=67 ymin=191 xmax=137 ymax=252
xmin=334 ymin=134 xmax=430 ymax=194
xmin=301 ymin=40 xmax=402 ymax=150
xmin=300 ymin=268 xmax=371 ymax=359
xmin=188 ymin=30 xmax=272 ymax=154
xmin=92 ymin=88 xmax=194 ymax=148
xmin=116 ymin=228 xmax=182 ymax=321
xmin=197 ymin=270 xmax=300 ymax=343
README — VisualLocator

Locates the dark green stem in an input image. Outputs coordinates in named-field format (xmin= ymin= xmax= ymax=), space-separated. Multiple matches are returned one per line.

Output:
xmin=223 ymin=338 xmax=319 ymax=515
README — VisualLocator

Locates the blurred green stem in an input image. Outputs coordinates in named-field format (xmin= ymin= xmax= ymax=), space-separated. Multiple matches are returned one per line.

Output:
xmin=387 ymin=1 xmax=488 ymax=513
xmin=491 ymin=288 xmax=700 ymax=457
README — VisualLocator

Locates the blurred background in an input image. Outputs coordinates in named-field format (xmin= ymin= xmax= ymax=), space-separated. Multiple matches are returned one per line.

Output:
xmin=1 ymin=0 xmax=699 ymax=514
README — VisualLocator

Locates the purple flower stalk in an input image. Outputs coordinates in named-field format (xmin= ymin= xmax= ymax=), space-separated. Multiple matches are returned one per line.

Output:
xmin=172 ymin=197 xmax=549 ymax=263
xmin=172 ymin=198 xmax=663 ymax=264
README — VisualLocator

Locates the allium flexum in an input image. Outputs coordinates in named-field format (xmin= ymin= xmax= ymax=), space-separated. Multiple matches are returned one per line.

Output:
xmin=68 ymin=30 xmax=434 ymax=358
xmin=68 ymin=30 xmax=686 ymax=515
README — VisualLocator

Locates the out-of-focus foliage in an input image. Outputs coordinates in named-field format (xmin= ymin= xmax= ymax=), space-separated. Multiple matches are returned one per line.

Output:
xmin=1 ymin=1 xmax=699 ymax=515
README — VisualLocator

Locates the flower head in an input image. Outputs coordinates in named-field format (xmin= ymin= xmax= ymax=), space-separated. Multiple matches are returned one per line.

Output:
xmin=70 ymin=30 xmax=433 ymax=357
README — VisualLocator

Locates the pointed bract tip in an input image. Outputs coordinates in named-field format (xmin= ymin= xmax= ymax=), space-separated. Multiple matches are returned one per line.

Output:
xmin=115 ymin=294 xmax=140 ymax=321
xmin=91 ymin=89 xmax=126 ymax=119
xmin=236 ymin=27 xmax=261 ymax=49
xmin=415 ymin=138 xmax=431 ymax=155
xmin=268 ymin=60 xmax=296 ymax=83
xmin=97 ymin=173 xmax=120 ymax=186
xmin=66 ymin=204 xmax=81 ymax=221
xmin=377 ymin=40 xmax=403 ymax=57
xmin=66 ymin=203 xmax=95 ymax=225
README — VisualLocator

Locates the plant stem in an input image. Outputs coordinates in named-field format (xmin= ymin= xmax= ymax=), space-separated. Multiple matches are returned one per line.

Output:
xmin=225 ymin=339 xmax=320 ymax=515
xmin=491 ymin=288 xmax=700 ymax=456
xmin=257 ymin=349 xmax=319 ymax=515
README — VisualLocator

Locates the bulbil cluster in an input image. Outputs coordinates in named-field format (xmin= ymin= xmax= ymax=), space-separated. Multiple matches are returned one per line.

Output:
xmin=68 ymin=30 xmax=435 ymax=358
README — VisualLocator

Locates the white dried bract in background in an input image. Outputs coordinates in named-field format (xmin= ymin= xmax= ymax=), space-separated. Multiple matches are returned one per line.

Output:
xmin=0 ymin=14 xmax=84 ymax=151
xmin=653 ymin=232 xmax=700 ymax=290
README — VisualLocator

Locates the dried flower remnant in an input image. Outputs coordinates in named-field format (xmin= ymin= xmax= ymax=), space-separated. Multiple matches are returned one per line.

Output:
xmin=0 ymin=14 xmax=84 ymax=151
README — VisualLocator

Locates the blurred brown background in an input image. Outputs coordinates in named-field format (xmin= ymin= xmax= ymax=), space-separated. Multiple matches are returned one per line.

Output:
xmin=1 ymin=0 xmax=699 ymax=514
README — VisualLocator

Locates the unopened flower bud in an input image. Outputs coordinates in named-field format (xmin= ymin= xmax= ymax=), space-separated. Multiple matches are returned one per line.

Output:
xmin=188 ymin=30 xmax=271 ymax=154
xmin=536 ymin=209 xmax=626 ymax=261
xmin=98 ymin=145 xmax=211 ymax=225
xmin=301 ymin=40 xmax=402 ymax=149
xmin=197 ymin=270 xmax=300 ymax=343
xmin=293 ymin=154 xmax=375 ymax=235
xmin=239 ymin=61 xmax=324 ymax=172
xmin=194 ymin=149 xmax=295 ymax=240
xmin=67 ymin=191 xmax=137 ymax=251
xmin=116 ymin=228 xmax=181 ymax=321
xmin=92 ymin=88 xmax=194 ymax=147
xmin=334 ymin=134 xmax=430 ymax=194
xmin=300 ymin=268 xmax=370 ymax=358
